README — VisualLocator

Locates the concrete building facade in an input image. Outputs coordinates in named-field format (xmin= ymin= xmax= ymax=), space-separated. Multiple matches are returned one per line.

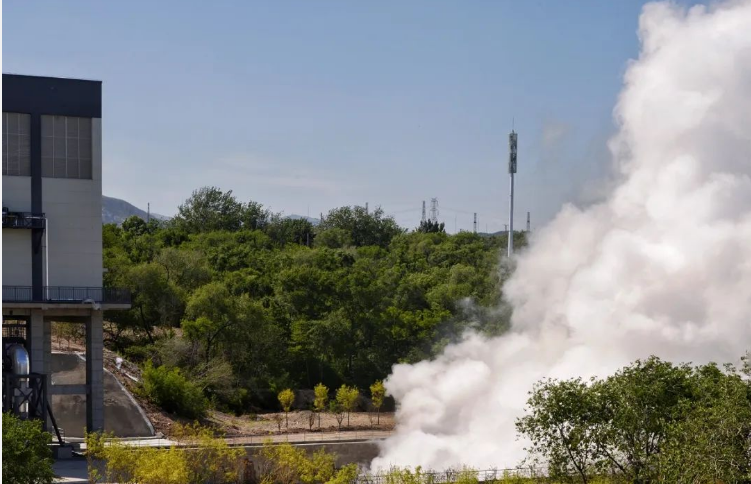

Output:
xmin=2 ymin=74 xmax=130 ymax=434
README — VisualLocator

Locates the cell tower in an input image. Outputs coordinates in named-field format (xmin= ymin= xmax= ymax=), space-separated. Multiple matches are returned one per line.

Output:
xmin=421 ymin=201 xmax=427 ymax=224
xmin=430 ymin=198 xmax=439 ymax=223
xmin=473 ymin=212 xmax=477 ymax=233
xmin=365 ymin=202 xmax=369 ymax=214
xmin=527 ymin=211 xmax=531 ymax=232
xmin=508 ymin=130 xmax=518 ymax=257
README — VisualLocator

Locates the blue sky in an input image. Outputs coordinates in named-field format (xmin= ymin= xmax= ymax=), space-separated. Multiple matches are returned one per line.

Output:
xmin=2 ymin=1 xmax=700 ymax=231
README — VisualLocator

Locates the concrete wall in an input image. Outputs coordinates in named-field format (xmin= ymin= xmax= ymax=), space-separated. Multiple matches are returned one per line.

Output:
xmin=2 ymin=118 xmax=102 ymax=288
xmin=2 ymin=230 xmax=32 ymax=286
xmin=41 ymin=118 xmax=102 ymax=288
xmin=245 ymin=441 xmax=381 ymax=468
xmin=3 ymin=176 xmax=33 ymax=286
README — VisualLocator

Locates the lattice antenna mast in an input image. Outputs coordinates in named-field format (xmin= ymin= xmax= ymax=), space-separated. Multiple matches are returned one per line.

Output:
xmin=527 ymin=211 xmax=531 ymax=232
xmin=508 ymin=130 xmax=518 ymax=257
xmin=473 ymin=213 xmax=477 ymax=233
xmin=430 ymin=198 xmax=439 ymax=223
xmin=421 ymin=201 xmax=426 ymax=224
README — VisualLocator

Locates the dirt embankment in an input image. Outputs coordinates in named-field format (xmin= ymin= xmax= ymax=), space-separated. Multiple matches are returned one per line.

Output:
xmin=52 ymin=338 xmax=395 ymax=438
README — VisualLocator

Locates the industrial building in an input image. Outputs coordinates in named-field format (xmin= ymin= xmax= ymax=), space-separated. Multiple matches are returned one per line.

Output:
xmin=2 ymin=74 xmax=130 ymax=437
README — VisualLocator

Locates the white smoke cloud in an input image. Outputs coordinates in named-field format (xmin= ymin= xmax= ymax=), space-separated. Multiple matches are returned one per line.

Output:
xmin=373 ymin=0 xmax=751 ymax=470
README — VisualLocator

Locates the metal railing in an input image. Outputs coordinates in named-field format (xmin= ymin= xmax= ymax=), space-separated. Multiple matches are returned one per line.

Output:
xmin=2 ymin=286 xmax=131 ymax=305
xmin=1 ymin=211 xmax=46 ymax=229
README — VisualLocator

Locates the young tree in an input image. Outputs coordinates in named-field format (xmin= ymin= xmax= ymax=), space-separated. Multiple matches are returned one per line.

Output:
xmin=313 ymin=383 xmax=329 ymax=429
xmin=370 ymin=380 xmax=386 ymax=426
xmin=278 ymin=389 xmax=295 ymax=428
xmin=329 ymin=401 xmax=345 ymax=432
xmin=336 ymin=385 xmax=360 ymax=428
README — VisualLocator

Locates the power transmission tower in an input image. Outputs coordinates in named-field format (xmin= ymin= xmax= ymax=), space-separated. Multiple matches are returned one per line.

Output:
xmin=430 ymin=198 xmax=439 ymax=223
xmin=421 ymin=201 xmax=426 ymax=224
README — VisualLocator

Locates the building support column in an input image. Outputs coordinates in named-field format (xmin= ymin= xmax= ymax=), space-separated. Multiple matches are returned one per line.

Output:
xmin=28 ymin=310 xmax=45 ymax=373
xmin=86 ymin=310 xmax=104 ymax=433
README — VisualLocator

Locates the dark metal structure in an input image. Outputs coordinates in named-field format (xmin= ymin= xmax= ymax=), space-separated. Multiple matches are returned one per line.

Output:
xmin=3 ymin=286 xmax=131 ymax=304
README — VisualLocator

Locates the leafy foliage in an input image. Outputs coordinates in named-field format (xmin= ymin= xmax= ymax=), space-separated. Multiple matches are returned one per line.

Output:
xmin=104 ymin=186 xmax=521 ymax=412
xmin=336 ymin=384 xmax=360 ymax=427
xmin=370 ymin=380 xmax=386 ymax=424
xmin=258 ymin=442 xmax=358 ymax=484
xmin=87 ymin=425 xmax=244 ymax=484
xmin=140 ymin=361 xmax=208 ymax=419
xmin=2 ymin=412 xmax=55 ymax=484
xmin=278 ymin=388 xmax=295 ymax=427
xmin=516 ymin=356 xmax=751 ymax=483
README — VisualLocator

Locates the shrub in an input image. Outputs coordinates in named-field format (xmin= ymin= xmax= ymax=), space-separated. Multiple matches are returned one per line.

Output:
xmin=259 ymin=442 xmax=357 ymax=484
xmin=87 ymin=426 xmax=243 ymax=484
xmin=141 ymin=361 xmax=207 ymax=419
xmin=2 ymin=412 xmax=55 ymax=484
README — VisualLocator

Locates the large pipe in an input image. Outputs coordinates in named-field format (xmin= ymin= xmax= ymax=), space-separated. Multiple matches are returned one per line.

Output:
xmin=8 ymin=344 xmax=30 ymax=415
xmin=9 ymin=344 xmax=30 ymax=376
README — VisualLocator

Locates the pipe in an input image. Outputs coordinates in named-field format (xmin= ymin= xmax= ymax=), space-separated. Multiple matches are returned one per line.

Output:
xmin=45 ymin=217 xmax=49 ymax=296
xmin=9 ymin=344 xmax=30 ymax=376
xmin=8 ymin=344 xmax=30 ymax=416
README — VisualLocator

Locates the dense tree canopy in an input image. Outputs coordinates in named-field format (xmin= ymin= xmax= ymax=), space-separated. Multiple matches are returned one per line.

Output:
xmin=517 ymin=356 xmax=751 ymax=483
xmin=104 ymin=187 xmax=521 ymax=412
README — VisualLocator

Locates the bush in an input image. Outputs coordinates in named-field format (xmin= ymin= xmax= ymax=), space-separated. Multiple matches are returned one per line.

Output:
xmin=2 ymin=412 xmax=55 ymax=484
xmin=141 ymin=361 xmax=207 ymax=419
xmin=259 ymin=442 xmax=357 ymax=484
xmin=87 ymin=425 xmax=244 ymax=484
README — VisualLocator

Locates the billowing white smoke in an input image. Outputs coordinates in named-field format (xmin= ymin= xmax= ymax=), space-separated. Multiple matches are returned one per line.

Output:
xmin=373 ymin=0 xmax=751 ymax=470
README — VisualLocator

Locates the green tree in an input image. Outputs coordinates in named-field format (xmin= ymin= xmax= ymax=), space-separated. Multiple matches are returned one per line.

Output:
xmin=329 ymin=401 xmax=345 ymax=431
xmin=2 ymin=412 xmax=55 ymax=484
xmin=242 ymin=200 xmax=272 ymax=230
xmin=182 ymin=281 xmax=239 ymax=363
xmin=267 ymin=218 xmax=316 ymax=246
xmin=140 ymin=361 xmax=207 ymax=419
xmin=318 ymin=205 xmax=403 ymax=247
xmin=416 ymin=219 xmax=445 ymax=233
xmin=336 ymin=385 xmax=360 ymax=428
xmin=173 ymin=186 xmax=245 ymax=233
xmin=313 ymin=383 xmax=329 ymax=428
xmin=369 ymin=380 xmax=386 ymax=425
xmin=516 ymin=378 xmax=598 ymax=482
xmin=278 ymin=388 xmax=296 ymax=428
xmin=658 ymin=362 xmax=751 ymax=483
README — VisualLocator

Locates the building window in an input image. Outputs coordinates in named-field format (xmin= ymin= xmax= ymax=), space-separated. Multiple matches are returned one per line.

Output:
xmin=41 ymin=115 xmax=92 ymax=179
xmin=2 ymin=112 xmax=31 ymax=176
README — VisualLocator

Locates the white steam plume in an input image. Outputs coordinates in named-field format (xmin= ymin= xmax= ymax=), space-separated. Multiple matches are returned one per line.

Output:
xmin=373 ymin=0 xmax=751 ymax=470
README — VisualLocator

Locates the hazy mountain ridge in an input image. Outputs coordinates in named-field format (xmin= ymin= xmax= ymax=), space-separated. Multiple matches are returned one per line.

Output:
xmin=102 ymin=196 xmax=168 ymax=225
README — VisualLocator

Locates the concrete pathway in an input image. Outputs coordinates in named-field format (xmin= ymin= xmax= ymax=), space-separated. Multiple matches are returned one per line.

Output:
xmin=73 ymin=429 xmax=392 ymax=450
xmin=53 ymin=458 xmax=89 ymax=484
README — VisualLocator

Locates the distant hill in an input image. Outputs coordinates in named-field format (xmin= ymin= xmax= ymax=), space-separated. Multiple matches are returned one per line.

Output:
xmin=285 ymin=214 xmax=320 ymax=225
xmin=102 ymin=196 xmax=168 ymax=225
